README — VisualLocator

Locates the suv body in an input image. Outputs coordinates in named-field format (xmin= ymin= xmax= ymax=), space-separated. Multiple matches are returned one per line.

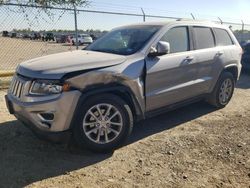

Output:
xmin=30 ymin=32 xmax=41 ymax=40
xmin=10 ymin=32 xmax=17 ymax=38
xmin=5 ymin=21 xmax=242 ymax=152
xmin=72 ymin=34 xmax=93 ymax=45
xmin=2 ymin=30 xmax=9 ymax=37
xmin=43 ymin=32 xmax=55 ymax=41
xmin=55 ymin=34 xmax=68 ymax=43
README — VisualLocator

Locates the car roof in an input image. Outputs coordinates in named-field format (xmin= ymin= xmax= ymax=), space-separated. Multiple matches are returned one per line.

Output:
xmin=117 ymin=20 xmax=229 ymax=30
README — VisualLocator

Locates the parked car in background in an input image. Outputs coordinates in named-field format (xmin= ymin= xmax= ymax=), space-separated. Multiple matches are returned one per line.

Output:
xmin=55 ymin=34 xmax=67 ymax=43
xmin=2 ymin=31 xmax=9 ymax=37
xmin=10 ymin=32 xmax=17 ymax=38
xmin=72 ymin=34 xmax=93 ymax=45
xmin=16 ymin=33 xmax=23 ymax=38
xmin=90 ymin=34 xmax=97 ymax=41
xmin=22 ymin=33 xmax=31 ymax=39
xmin=5 ymin=21 xmax=242 ymax=153
xmin=42 ymin=32 xmax=55 ymax=41
xmin=241 ymin=41 xmax=250 ymax=70
xmin=30 ymin=32 xmax=41 ymax=40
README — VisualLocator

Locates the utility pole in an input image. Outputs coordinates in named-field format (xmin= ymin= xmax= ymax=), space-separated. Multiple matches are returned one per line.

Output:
xmin=241 ymin=20 xmax=245 ymax=42
xmin=74 ymin=2 xmax=79 ymax=50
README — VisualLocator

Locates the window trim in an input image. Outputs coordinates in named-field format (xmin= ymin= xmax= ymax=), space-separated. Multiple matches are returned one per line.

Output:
xmin=192 ymin=26 xmax=216 ymax=50
xmin=188 ymin=26 xmax=195 ymax=51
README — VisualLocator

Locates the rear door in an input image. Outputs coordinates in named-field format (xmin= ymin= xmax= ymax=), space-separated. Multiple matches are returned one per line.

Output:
xmin=189 ymin=26 xmax=219 ymax=94
xmin=213 ymin=27 xmax=240 ymax=68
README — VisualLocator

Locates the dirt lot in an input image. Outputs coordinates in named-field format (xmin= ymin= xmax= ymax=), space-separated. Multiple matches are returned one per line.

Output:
xmin=0 ymin=74 xmax=250 ymax=188
xmin=0 ymin=37 xmax=76 ymax=71
xmin=0 ymin=36 xmax=80 ymax=87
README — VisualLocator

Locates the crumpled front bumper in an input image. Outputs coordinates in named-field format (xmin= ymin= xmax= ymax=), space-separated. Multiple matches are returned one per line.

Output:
xmin=5 ymin=90 xmax=81 ymax=142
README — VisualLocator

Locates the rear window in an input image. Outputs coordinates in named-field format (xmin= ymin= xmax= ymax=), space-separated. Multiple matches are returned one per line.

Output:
xmin=193 ymin=27 xmax=215 ymax=50
xmin=213 ymin=28 xmax=233 ymax=46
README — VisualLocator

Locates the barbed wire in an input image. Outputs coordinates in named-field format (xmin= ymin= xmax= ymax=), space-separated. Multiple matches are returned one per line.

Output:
xmin=1 ymin=2 xmax=250 ymax=28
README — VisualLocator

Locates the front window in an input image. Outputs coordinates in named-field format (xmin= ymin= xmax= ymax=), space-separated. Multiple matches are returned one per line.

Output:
xmin=161 ymin=26 xmax=189 ymax=53
xmin=86 ymin=25 xmax=161 ymax=55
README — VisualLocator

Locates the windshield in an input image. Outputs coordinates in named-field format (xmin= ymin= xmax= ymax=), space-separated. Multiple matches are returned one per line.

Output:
xmin=85 ymin=25 xmax=161 ymax=55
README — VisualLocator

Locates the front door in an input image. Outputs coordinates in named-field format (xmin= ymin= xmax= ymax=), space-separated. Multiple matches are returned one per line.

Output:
xmin=145 ymin=26 xmax=199 ymax=112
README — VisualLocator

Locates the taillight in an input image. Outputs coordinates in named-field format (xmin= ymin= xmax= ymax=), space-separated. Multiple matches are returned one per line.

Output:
xmin=240 ymin=47 xmax=243 ymax=56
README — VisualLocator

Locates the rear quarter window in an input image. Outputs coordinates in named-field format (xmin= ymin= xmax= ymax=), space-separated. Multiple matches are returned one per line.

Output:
xmin=193 ymin=27 xmax=215 ymax=50
xmin=213 ymin=28 xmax=234 ymax=46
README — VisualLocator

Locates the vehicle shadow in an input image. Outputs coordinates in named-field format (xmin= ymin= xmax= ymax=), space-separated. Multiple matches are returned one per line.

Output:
xmin=0 ymin=101 xmax=216 ymax=187
xmin=236 ymin=71 xmax=250 ymax=89
xmin=129 ymin=101 xmax=215 ymax=144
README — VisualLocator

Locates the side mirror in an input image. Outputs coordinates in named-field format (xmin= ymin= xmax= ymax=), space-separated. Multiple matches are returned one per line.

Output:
xmin=149 ymin=41 xmax=170 ymax=57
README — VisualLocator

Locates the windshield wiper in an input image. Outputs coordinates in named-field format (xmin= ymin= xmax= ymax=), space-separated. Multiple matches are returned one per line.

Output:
xmin=90 ymin=49 xmax=121 ymax=55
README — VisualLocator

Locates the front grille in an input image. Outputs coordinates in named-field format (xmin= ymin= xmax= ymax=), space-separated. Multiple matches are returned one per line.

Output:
xmin=9 ymin=76 xmax=25 ymax=98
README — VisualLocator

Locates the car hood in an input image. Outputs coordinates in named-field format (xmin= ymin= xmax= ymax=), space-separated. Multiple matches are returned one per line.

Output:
xmin=17 ymin=50 xmax=126 ymax=79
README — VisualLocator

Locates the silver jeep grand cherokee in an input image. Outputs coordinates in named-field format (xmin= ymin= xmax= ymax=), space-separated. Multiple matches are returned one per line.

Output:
xmin=5 ymin=21 xmax=242 ymax=152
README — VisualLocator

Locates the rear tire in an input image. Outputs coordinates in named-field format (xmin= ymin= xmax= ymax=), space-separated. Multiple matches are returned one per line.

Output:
xmin=207 ymin=72 xmax=235 ymax=108
xmin=73 ymin=94 xmax=133 ymax=153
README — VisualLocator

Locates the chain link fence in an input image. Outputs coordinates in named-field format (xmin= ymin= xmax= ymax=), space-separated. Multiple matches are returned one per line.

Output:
xmin=1 ymin=2 xmax=250 ymax=88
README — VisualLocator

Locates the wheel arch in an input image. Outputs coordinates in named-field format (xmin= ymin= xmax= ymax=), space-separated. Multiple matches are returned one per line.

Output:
xmin=69 ymin=83 xmax=144 ymax=129
xmin=223 ymin=65 xmax=239 ymax=81
xmin=208 ymin=64 xmax=239 ymax=95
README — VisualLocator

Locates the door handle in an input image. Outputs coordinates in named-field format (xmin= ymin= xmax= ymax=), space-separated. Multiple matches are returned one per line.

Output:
xmin=185 ymin=56 xmax=194 ymax=61
xmin=182 ymin=56 xmax=194 ymax=66
xmin=216 ymin=51 xmax=224 ymax=56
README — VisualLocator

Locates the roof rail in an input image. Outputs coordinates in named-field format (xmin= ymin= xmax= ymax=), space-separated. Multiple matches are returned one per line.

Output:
xmin=177 ymin=18 xmax=217 ymax=24
xmin=176 ymin=18 xmax=193 ymax=21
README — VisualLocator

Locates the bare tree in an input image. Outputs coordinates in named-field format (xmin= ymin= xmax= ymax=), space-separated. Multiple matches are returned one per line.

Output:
xmin=0 ymin=0 xmax=90 ymax=28
xmin=0 ymin=0 xmax=89 ymax=8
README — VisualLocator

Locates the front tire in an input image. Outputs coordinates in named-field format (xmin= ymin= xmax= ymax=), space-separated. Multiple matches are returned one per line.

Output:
xmin=207 ymin=72 xmax=235 ymax=108
xmin=73 ymin=94 xmax=133 ymax=153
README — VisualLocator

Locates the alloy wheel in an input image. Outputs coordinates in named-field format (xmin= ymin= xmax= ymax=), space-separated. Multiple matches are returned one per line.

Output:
xmin=219 ymin=78 xmax=233 ymax=105
xmin=82 ymin=103 xmax=123 ymax=144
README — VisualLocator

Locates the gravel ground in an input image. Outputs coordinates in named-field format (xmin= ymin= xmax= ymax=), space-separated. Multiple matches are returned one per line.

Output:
xmin=0 ymin=74 xmax=250 ymax=188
